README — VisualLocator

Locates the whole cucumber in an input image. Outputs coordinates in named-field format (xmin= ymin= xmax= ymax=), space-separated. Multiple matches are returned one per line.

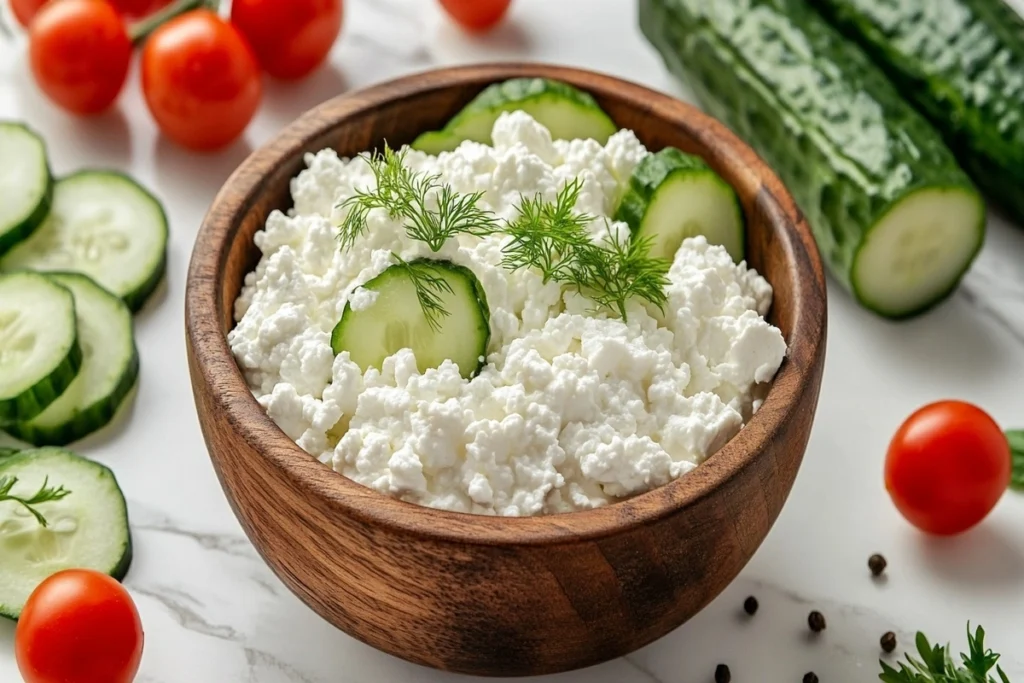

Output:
xmin=640 ymin=0 xmax=986 ymax=318
xmin=810 ymin=0 xmax=1024 ymax=225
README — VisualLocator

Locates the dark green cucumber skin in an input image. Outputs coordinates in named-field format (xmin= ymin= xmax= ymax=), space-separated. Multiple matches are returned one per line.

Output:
xmin=640 ymin=0 xmax=983 ymax=315
xmin=4 ymin=353 xmax=139 ymax=447
xmin=0 ymin=447 xmax=19 ymax=458
xmin=0 ymin=123 xmax=53 ymax=257
xmin=615 ymin=147 xmax=745 ymax=257
xmin=810 ymin=0 xmax=1024 ymax=224
xmin=0 ymin=338 xmax=83 ymax=427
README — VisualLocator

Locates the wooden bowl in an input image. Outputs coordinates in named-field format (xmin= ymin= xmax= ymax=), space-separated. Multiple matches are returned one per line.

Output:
xmin=185 ymin=64 xmax=827 ymax=676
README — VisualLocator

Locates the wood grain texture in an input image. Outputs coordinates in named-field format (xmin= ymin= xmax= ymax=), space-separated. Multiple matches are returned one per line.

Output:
xmin=185 ymin=64 xmax=828 ymax=676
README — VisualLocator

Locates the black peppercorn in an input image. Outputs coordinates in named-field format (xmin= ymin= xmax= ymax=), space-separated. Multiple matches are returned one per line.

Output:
xmin=743 ymin=595 xmax=759 ymax=616
xmin=715 ymin=663 xmax=731 ymax=683
xmin=881 ymin=631 xmax=897 ymax=653
xmin=869 ymin=554 xmax=888 ymax=577
xmin=808 ymin=610 xmax=826 ymax=633
xmin=803 ymin=673 xmax=819 ymax=683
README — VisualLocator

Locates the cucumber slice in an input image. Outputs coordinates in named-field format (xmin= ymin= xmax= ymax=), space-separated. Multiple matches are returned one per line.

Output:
xmin=0 ymin=123 xmax=53 ymax=257
xmin=0 ymin=272 xmax=82 ymax=425
xmin=410 ymin=130 xmax=465 ymax=156
xmin=0 ymin=447 xmax=132 ymax=620
xmin=852 ymin=187 xmax=985 ymax=318
xmin=411 ymin=78 xmax=618 ymax=154
xmin=331 ymin=260 xmax=490 ymax=379
xmin=0 ymin=448 xmax=19 ymax=459
xmin=615 ymin=147 xmax=745 ymax=263
xmin=1 ymin=171 xmax=168 ymax=312
xmin=6 ymin=273 xmax=139 ymax=447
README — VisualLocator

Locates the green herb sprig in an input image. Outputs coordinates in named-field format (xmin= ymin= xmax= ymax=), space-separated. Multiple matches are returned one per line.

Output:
xmin=391 ymin=253 xmax=454 ymax=333
xmin=880 ymin=624 xmax=1010 ymax=683
xmin=1007 ymin=430 xmax=1024 ymax=491
xmin=0 ymin=475 xmax=71 ymax=527
xmin=337 ymin=147 xmax=671 ymax=325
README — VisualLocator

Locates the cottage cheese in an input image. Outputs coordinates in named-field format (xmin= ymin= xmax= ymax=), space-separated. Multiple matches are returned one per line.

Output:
xmin=229 ymin=111 xmax=787 ymax=516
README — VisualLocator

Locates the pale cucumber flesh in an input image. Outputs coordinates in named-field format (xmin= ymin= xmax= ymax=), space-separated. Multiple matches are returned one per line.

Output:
xmin=0 ymin=448 xmax=131 ymax=620
xmin=853 ymin=188 xmax=984 ymax=318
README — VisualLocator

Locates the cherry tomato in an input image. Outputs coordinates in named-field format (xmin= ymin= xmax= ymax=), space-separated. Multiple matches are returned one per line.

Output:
xmin=885 ymin=400 xmax=1011 ymax=535
xmin=10 ymin=0 xmax=50 ymax=27
xmin=28 ymin=0 xmax=132 ymax=115
xmin=141 ymin=9 xmax=262 ymax=151
xmin=231 ymin=0 xmax=342 ymax=81
xmin=16 ymin=569 xmax=144 ymax=683
xmin=438 ymin=0 xmax=511 ymax=32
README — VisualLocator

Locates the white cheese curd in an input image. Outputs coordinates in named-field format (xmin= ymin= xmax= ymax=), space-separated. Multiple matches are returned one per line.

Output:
xmin=229 ymin=111 xmax=787 ymax=516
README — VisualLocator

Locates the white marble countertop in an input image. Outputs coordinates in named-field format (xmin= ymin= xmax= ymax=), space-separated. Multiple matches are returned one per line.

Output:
xmin=2 ymin=0 xmax=1024 ymax=680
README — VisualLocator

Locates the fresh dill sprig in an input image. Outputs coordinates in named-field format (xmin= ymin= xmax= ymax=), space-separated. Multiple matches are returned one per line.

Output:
xmin=879 ymin=624 xmax=1010 ymax=683
xmin=501 ymin=178 xmax=594 ymax=283
xmin=502 ymin=178 xmax=669 ymax=320
xmin=337 ymin=146 xmax=499 ymax=252
xmin=337 ymin=152 xmax=671 ymax=324
xmin=0 ymin=475 xmax=71 ymax=527
xmin=577 ymin=229 xmax=671 ymax=320
xmin=391 ymin=253 xmax=454 ymax=333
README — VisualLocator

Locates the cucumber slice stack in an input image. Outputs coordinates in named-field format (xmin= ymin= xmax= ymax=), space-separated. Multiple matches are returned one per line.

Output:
xmin=0 ymin=121 xmax=161 ymax=446
xmin=0 ymin=273 xmax=83 ymax=426
xmin=6 ymin=274 xmax=139 ymax=447
xmin=2 ymin=171 xmax=168 ymax=313
xmin=0 ymin=447 xmax=132 ymax=620
xmin=412 ymin=78 xmax=618 ymax=154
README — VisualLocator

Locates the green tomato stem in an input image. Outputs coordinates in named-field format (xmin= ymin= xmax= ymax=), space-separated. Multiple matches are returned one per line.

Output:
xmin=129 ymin=0 xmax=221 ymax=45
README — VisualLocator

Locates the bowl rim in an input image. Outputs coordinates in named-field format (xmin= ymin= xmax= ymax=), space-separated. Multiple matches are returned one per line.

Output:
xmin=186 ymin=62 xmax=827 ymax=547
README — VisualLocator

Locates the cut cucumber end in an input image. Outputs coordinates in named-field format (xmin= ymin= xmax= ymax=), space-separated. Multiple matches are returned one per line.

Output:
xmin=331 ymin=260 xmax=490 ymax=379
xmin=0 ymin=448 xmax=131 ymax=620
xmin=0 ymin=272 xmax=82 ymax=425
xmin=0 ymin=171 xmax=169 ymax=313
xmin=0 ymin=123 xmax=52 ymax=257
xmin=852 ymin=187 xmax=985 ymax=318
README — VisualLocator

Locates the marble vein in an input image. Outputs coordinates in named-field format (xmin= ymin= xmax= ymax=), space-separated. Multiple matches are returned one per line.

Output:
xmin=245 ymin=648 xmax=323 ymax=683
xmin=133 ymin=586 xmax=241 ymax=641
xmin=622 ymin=655 xmax=667 ymax=683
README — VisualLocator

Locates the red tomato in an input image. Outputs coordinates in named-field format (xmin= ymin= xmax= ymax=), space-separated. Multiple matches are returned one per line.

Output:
xmin=141 ymin=9 xmax=262 ymax=151
xmin=28 ymin=0 xmax=132 ymax=115
xmin=10 ymin=0 xmax=50 ymax=27
xmin=108 ymin=0 xmax=170 ymax=19
xmin=16 ymin=569 xmax=144 ymax=683
xmin=885 ymin=400 xmax=1011 ymax=535
xmin=231 ymin=0 xmax=342 ymax=81
xmin=438 ymin=0 xmax=511 ymax=32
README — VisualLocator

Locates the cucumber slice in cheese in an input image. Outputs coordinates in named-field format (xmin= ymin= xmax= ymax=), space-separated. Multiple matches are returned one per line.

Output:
xmin=0 ymin=447 xmax=132 ymax=620
xmin=0 ymin=123 xmax=53 ymax=257
xmin=6 ymin=273 xmax=139 ymax=447
xmin=0 ymin=272 xmax=82 ymax=426
xmin=412 ymin=78 xmax=618 ymax=154
xmin=1 ymin=171 xmax=168 ymax=312
xmin=331 ymin=260 xmax=490 ymax=379
xmin=615 ymin=147 xmax=745 ymax=262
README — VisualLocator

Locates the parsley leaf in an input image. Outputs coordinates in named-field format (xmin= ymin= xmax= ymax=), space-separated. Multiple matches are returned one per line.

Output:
xmin=880 ymin=624 xmax=1010 ymax=683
